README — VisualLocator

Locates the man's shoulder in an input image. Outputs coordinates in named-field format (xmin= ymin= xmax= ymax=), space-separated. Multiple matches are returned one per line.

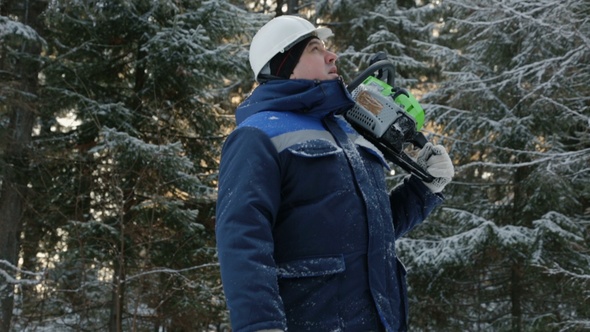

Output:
xmin=238 ymin=111 xmax=325 ymax=138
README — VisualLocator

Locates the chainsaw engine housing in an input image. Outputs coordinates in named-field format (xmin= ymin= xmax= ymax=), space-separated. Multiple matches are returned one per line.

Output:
xmin=344 ymin=58 xmax=434 ymax=182
xmin=348 ymin=78 xmax=420 ymax=153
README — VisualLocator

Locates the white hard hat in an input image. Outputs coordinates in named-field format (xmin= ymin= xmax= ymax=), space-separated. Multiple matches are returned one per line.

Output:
xmin=249 ymin=15 xmax=333 ymax=81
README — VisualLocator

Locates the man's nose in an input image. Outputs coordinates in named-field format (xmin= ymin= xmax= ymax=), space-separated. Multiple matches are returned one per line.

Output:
xmin=326 ymin=50 xmax=338 ymax=63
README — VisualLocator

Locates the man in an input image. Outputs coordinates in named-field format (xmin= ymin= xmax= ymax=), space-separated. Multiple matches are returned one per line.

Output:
xmin=215 ymin=15 xmax=454 ymax=332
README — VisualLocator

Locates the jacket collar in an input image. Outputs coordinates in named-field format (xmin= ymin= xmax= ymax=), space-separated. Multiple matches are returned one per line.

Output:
xmin=236 ymin=78 xmax=355 ymax=125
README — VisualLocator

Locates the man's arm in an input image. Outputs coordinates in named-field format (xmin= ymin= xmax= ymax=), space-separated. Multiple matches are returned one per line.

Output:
xmin=216 ymin=127 xmax=287 ymax=332
xmin=389 ymin=176 xmax=443 ymax=239
xmin=389 ymin=143 xmax=454 ymax=238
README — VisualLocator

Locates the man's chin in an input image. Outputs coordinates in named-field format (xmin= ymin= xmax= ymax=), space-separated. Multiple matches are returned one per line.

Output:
xmin=326 ymin=73 xmax=340 ymax=80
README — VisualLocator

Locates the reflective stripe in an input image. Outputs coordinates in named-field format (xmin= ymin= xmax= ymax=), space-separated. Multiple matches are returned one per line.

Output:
xmin=271 ymin=130 xmax=336 ymax=153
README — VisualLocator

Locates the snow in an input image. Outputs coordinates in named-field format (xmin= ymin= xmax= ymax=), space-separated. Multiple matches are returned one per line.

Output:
xmin=0 ymin=259 xmax=44 ymax=285
xmin=0 ymin=16 xmax=43 ymax=42
xmin=399 ymin=209 xmax=588 ymax=270
xmin=3 ymin=0 xmax=589 ymax=330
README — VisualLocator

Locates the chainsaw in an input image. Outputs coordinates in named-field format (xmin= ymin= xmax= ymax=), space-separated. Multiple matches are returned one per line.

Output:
xmin=345 ymin=53 xmax=435 ymax=182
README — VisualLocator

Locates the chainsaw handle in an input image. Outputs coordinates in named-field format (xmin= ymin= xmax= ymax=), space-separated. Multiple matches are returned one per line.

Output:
xmin=390 ymin=149 xmax=436 ymax=183
xmin=374 ymin=138 xmax=435 ymax=183
xmin=353 ymin=126 xmax=435 ymax=183
xmin=347 ymin=60 xmax=396 ymax=93
xmin=410 ymin=132 xmax=428 ymax=149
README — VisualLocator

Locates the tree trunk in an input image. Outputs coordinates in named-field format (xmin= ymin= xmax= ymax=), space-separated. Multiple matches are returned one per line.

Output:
xmin=287 ymin=0 xmax=299 ymax=14
xmin=108 ymin=258 xmax=126 ymax=332
xmin=109 ymin=189 xmax=129 ymax=332
xmin=0 ymin=0 xmax=45 ymax=329
xmin=510 ymin=263 xmax=523 ymax=332
xmin=0 ymin=68 xmax=38 ymax=332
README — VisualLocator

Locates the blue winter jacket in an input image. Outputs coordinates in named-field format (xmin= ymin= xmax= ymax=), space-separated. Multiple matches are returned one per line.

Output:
xmin=216 ymin=78 xmax=443 ymax=332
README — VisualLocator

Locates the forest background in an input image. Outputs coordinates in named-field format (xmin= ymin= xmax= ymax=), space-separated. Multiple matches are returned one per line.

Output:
xmin=1 ymin=0 xmax=588 ymax=331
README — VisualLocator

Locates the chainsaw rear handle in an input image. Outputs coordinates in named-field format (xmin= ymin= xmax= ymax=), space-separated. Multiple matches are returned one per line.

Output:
xmin=347 ymin=60 xmax=396 ymax=93
xmin=357 ymin=127 xmax=435 ymax=183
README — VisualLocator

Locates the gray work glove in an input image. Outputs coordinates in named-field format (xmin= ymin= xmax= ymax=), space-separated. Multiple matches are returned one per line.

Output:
xmin=416 ymin=143 xmax=454 ymax=193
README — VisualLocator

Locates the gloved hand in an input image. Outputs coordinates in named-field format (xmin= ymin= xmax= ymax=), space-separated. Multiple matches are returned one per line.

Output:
xmin=416 ymin=143 xmax=454 ymax=193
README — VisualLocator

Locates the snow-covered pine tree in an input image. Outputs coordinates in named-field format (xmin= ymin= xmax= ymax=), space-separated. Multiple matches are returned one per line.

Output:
xmin=289 ymin=0 xmax=590 ymax=330
xmin=8 ymin=0 xmax=265 ymax=329
xmin=397 ymin=0 xmax=590 ymax=330
xmin=316 ymin=0 xmax=438 ymax=87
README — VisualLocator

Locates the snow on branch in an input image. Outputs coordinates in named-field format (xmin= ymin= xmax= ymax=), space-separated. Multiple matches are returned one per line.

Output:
xmin=399 ymin=208 xmax=533 ymax=268
xmin=123 ymin=263 xmax=220 ymax=287
xmin=543 ymin=263 xmax=590 ymax=281
xmin=533 ymin=211 xmax=586 ymax=243
xmin=456 ymin=147 xmax=590 ymax=171
xmin=0 ymin=259 xmax=45 ymax=286
xmin=0 ymin=15 xmax=45 ymax=45
xmin=400 ymin=209 xmax=589 ymax=270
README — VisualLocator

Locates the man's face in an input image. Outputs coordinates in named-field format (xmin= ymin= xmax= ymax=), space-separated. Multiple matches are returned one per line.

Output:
xmin=290 ymin=39 xmax=339 ymax=81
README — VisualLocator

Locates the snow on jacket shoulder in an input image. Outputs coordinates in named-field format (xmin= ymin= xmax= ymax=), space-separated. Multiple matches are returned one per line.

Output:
xmin=215 ymin=79 xmax=443 ymax=332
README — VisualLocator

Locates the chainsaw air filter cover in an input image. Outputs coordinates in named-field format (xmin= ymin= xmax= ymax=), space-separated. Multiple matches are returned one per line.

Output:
xmin=348 ymin=83 xmax=411 ymax=138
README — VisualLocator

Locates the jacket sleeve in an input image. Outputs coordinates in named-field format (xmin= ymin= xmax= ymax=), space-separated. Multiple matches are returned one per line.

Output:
xmin=389 ymin=175 xmax=444 ymax=239
xmin=215 ymin=127 xmax=287 ymax=332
